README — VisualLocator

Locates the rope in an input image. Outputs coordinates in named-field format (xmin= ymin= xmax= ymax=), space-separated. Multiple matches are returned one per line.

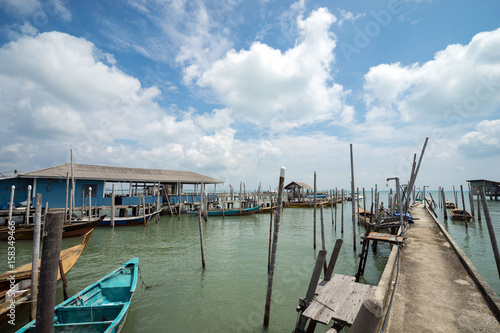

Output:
xmin=380 ymin=238 xmax=401 ymax=333
xmin=138 ymin=265 xmax=168 ymax=289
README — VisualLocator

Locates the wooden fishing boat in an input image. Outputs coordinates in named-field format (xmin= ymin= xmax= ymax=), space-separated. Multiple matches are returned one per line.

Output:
xmin=99 ymin=208 xmax=162 ymax=226
xmin=257 ymin=206 xmax=277 ymax=213
xmin=17 ymin=258 xmax=139 ymax=333
xmin=445 ymin=201 xmax=456 ymax=209
xmin=285 ymin=201 xmax=329 ymax=208
xmin=188 ymin=205 xmax=261 ymax=216
xmin=0 ymin=216 xmax=104 ymax=241
xmin=0 ymin=230 xmax=94 ymax=327
xmin=356 ymin=205 xmax=373 ymax=227
xmin=449 ymin=209 xmax=473 ymax=221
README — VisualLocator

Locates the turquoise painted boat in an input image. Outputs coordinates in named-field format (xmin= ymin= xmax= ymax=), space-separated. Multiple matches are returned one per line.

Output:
xmin=17 ymin=258 xmax=139 ymax=333
xmin=188 ymin=205 xmax=261 ymax=216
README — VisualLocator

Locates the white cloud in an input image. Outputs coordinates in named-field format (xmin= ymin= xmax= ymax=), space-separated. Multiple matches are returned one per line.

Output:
xmin=337 ymin=9 xmax=365 ymax=26
xmin=363 ymin=28 xmax=500 ymax=124
xmin=457 ymin=119 xmax=500 ymax=158
xmin=0 ymin=0 xmax=71 ymax=21
xmin=0 ymin=0 xmax=40 ymax=17
xmin=197 ymin=8 xmax=350 ymax=129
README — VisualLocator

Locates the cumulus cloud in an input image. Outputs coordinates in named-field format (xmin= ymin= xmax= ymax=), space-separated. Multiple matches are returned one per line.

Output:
xmin=457 ymin=119 xmax=500 ymax=158
xmin=363 ymin=28 xmax=500 ymax=124
xmin=197 ymin=7 xmax=350 ymax=129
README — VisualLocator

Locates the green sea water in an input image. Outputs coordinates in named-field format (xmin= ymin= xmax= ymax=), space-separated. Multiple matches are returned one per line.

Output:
xmin=1 ymin=192 xmax=499 ymax=332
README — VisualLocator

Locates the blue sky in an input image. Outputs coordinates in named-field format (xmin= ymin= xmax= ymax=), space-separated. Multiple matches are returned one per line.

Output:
xmin=0 ymin=0 xmax=499 ymax=191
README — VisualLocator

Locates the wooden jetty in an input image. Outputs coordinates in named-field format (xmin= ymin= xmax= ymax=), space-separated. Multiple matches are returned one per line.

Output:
xmin=350 ymin=202 xmax=500 ymax=332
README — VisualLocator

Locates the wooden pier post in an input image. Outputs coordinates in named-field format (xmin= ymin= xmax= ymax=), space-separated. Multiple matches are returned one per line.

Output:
xmin=267 ymin=200 xmax=273 ymax=274
xmin=29 ymin=194 xmax=42 ymax=321
xmin=7 ymin=185 xmax=14 ymax=225
xmin=441 ymin=188 xmax=448 ymax=219
xmin=479 ymin=186 xmax=500 ymax=278
xmin=58 ymin=258 xmax=69 ymax=300
xmin=263 ymin=167 xmax=285 ymax=328
xmin=197 ymin=208 xmax=206 ymax=268
xmin=24 ymin=185 xmax=32 ymax=225
xmin=341 ymin=189 xmax=344 ymax=234
xmin=350 ymin=143 xmax=356 ymax=251
xmin=477 ymin=192 xmax=482 ymax=221
xmin=313 ymin=171 xmax=317 ymax=249
xmin=320 ymin=204 xmax=327 ymax=274
xmin=35 ymin=212 xmax=64 ymax=333
xmin=330 ymin=189 xmax=335 ymax=227
xmin=461 ymin=185 xmax=468 ymax=229
xmin=111 ymin=183 xmax=115 ymax=228
xmin=64 ymin=172 xmax=69 ymax=223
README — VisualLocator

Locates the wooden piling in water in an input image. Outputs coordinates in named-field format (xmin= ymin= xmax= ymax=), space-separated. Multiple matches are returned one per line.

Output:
xmin=479 ymin=186 xmax=500 ymax=278
xmin=341 ymin=189 xmax=344 ymax=234
xmin=267 ymin=200 xmax=273 ymax=274
xmin=24 ymin=185 xmax=32 ymax=225
xmin=197 ymin=208 xmax=206 ymax=268
xmin=468 ymin=183 xmax=475 ymax=217
xmin=64 ymin=172 xmax=69 ymax=223
xmin=263 ymin=167 xmax=285 ymax=328
xmin=350 ymin=143 xmax=356 ymax=251
xmin=35 ymin=212 xmax=64 ymax=332
xmin=460 ymin=185 xmax=468 ymax=228
xmin=7 ymin=185 xmax=14 ymax=226
xmin=29 ymin=194 xmax=42 ymax=321
xmin=441 ymin=188 xmax=448 ymax=219
xmin=313 ymin=171 xmax=317 ymax=249
xmin=58 ymin=258 xmax=69 ymax=300
xmin=111 ymin=183 xmax=115 ymax=228
xmin=320 ymin=204 xmax=327 ymax=274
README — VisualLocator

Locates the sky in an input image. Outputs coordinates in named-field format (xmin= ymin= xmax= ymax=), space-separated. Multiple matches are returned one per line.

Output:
xmin=0 ymin=0 xmax=499 ymax=192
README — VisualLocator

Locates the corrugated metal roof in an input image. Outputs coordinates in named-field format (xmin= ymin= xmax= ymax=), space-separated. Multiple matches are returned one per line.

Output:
xmin=285 ymin=181 xmax=313 ymax=190
xmin=19 ymin=163 xmax=223 ymax=184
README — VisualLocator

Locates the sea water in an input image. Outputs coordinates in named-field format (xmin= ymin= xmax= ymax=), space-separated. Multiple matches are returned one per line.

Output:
xmin=1 ymin=192 xmax=499 ymax=332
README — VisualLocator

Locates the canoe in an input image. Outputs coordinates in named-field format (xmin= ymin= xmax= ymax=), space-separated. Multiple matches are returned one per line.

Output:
xmin=99 ymin=208 xmax=162 ymax=226
xmin=449 ymin=209 xmax=473 ymax=221
xmin=188 ymin=205 xmax=261 ymax=216
xmin=0 ymin=216 xmax=104 ymax=241
xmin=0 ymin=230 xmax=94 ymax=327
xmin=17 ymin=258 xmax=139 ymax=333
xmin=445 ymin=201 xmax=456 ymax=209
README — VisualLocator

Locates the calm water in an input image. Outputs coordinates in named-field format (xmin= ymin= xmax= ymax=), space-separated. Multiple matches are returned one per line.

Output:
xmin=2 ymin=192 xmax=499 ymax=332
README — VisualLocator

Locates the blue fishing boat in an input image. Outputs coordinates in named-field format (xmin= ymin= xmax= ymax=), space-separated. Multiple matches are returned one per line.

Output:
xmin=99 ymin=208 xmax=162 ymax=226
xmin=17 ymin=258 xmax=139 ymax=333
xmin=188 ymin=205 xmax=261 ymax=216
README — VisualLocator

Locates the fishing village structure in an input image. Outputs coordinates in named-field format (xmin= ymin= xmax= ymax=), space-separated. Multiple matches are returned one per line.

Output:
xmin=468 ymin=179 xmax=500 ymax=200
xmin=0 ymin=163 xmax=223 ymax=223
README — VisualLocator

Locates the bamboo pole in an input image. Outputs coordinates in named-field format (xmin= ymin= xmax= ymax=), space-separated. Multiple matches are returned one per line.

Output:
xmin=35 ymin=212 xmax=64 ymax=332
xmin=313 ymin=171 xmax=317 ymax=249
xmin=263 ymin=167 xmax=285 ymax=327
xmin=479 ymin=186 xmax=500 ymax=278
xmin=29 ymin=193 xmax=42 ymax=321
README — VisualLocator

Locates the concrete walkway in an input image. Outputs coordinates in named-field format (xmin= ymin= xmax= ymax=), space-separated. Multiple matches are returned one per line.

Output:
xmin=384 ymin=203 xmax=500 ymax=332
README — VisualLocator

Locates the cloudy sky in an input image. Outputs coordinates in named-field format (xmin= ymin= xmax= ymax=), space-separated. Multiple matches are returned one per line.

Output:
xmin=0 ymin=0 xmax=499 ymax=191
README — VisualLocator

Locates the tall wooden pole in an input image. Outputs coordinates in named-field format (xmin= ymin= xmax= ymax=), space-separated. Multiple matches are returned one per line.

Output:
xmin=313 ymin=171 xmax=317 ymax=249
xmin=111 ymin=183 xmax=115 ymax=228
xmin=341 ymin=189 xmax=344 ymax=234
xmin=29 ymin=194 xmax=42 ymax=321
xmin=24 ymin=185 xmax=32 ymax=225
xmin=7 ymin=186 xmax=15 ymax=225
xmin=479 ymin=186 xmax=500 ymax=278
xmin=35 ymin=212 xmax=64 ymax=332
xmin=350 ymin=144 xmax=356 ymax=251
xmin=441 ymin=188 xmax=448 ymax=220
xmin=64 ymin=172 xmax=69 ymax=223
xmin=198 ymin=207 xmax=206 ymax=268
xmin=460 ymin=185 xmax=468 ymax=229
xmin=263 ymin=167 xmax=285 ymax=327
xmin=320 ymin=204 xmax=327 ymax=274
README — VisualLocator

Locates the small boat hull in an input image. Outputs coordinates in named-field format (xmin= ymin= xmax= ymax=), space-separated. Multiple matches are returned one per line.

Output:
xmin=188 ymin=205 xmax=261 ymax=216
xmin=449 ymin=209 xmax=473 ymax=221
xmin=99 ymin=208 xmax=162 ymax=226
xmin=17 ymin=258 xmax=139 ymax=333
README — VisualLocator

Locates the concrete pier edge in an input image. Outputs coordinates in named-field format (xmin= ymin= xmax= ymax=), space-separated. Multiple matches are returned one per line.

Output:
xmin=351 ymin=203 xmax=500 ymax=332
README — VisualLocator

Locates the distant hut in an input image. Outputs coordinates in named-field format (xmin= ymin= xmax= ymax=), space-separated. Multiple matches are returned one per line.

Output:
xmin=467 ymin=179 xmax=500 ymax=200
xmin=285 ymin=181 xmax=313 ymax=203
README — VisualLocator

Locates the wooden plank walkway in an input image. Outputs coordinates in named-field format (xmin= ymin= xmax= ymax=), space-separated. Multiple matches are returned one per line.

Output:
xmin=303 ymin=274 xmax=376 ymax=326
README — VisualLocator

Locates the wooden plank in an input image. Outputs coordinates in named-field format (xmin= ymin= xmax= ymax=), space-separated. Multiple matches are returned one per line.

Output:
xmin=315 ymin=274 xmax=349 ymax=295
xmin=363 ymin=232 xmax=404 ymax=244
xmin=333 ymin=284 xmax=376 ymax=325
xmin=303 ymin=275 xmax=355 ymax=324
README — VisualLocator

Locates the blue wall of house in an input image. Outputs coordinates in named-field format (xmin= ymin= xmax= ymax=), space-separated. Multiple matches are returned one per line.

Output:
xmin=0 ymin=178 xmax=161 ymax=209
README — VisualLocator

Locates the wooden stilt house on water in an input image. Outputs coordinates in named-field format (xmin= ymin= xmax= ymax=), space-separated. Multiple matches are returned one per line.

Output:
xmin=467 ymin=179 xmax=500 ymax=200
xmin=0 ymin=163 xmax=223 ymax=224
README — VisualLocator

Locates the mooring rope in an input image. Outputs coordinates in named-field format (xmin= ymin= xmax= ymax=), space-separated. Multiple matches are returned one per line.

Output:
xmin=137 ymin=265 xmax=168 ymax=289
